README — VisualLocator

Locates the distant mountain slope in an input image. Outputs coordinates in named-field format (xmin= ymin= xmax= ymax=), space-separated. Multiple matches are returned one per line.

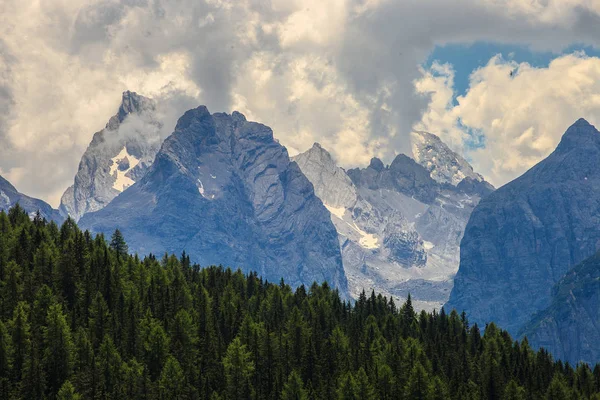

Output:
xmin=294 ymin=132 xmax=493 ymax=310
xmin=80 ymin=106 xmax=347 ymax=292
xmin=521 ymin=251 xmax=600 ymax=365
xmin=0 ymin=175 xmax=63 ymax=222
xmin=60 ymin=91 xmax=161 ymax=221
xmin=447 ymin=118 xmax=600 ymax=335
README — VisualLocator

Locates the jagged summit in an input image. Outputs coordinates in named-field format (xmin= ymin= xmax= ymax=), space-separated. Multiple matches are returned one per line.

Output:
xmin=106 ymin=91 xmax=156 ymax=130
xmin=80 ymin=106 xmax=347 ymax=293
xmin=60 ymin=91 xmax=162 ymax=221
xmin=368 ymin=157 xmax=385 ymax=171
xmin=294 ymin=138 xmax=492 ymax=310
xmin=348 ymin=153 xmax=438 ymax=203
xmin=411 ymin=130 xmax=485 ymax=186
xmin=292 ymin=142 xmax=357 ymax=209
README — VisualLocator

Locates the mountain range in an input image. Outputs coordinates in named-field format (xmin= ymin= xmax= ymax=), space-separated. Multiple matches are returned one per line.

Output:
xmin=4 ymin=90 xmax=600 ymax=365
xmin=55 ymin=91 xmax=492 ymax=309
xmin=293 ymin=137 xmax=493 ymax=310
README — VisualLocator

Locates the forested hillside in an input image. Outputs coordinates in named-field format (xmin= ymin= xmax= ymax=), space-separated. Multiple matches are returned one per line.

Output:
xmin=0 ymin=205 xmax=599 ymax=399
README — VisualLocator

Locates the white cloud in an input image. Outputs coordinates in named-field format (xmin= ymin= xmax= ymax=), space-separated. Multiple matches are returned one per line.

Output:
xmin=416 ymin=52 xmax=600 ymax=187
xmin=2 ymin=0 xmax=600 ymax=204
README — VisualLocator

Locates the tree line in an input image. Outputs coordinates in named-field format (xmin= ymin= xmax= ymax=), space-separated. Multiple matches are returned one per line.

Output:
xmin=0 ymin=204 xmax=598 ymax=399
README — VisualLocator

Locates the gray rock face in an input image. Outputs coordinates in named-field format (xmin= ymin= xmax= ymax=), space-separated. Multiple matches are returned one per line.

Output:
xmin=411 ymin=130 xmax=486 ymax=186
xmin=521 ymin=252 xmax=600 ymax=365
xmin=80 ymin=107 xmax=347 ymax=293
xmin=294 ymin=135 xmax=492 ymax=311
xmin=348 ymin=155 xmax=439 ymax=203
xmin=447 ymin=118 xmax=600 ymax=336
xmin=60 ymin=91 xmax=161 ymax=221
xmin=0 ymin=175 xmax=63 ymax=222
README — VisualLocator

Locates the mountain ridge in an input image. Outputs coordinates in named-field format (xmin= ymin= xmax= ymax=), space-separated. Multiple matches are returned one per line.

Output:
xmin=0 ymin=174 xmax=63 ymax=222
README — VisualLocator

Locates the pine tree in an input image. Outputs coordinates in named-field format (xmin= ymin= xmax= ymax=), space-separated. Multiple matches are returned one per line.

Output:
xmin=336 ymin=371 xmax=357 ymax=400
xmin=96 ymin=335 xmax=122 ymax=399
xmin=110 ymin=229 xmax=128 ymax=260
xmin=43 ymin=303 xmax=74 ymax=398
xmin=427 ymin=375 xmax=450 ymax=400
xmin=223 ymin=337 xmax=255 ymax=399
xmin=405 ymin=362 xmax=429 ymax=400
xmin=57 ymin=380 xmax=82 ymax=400
xmin=159 ymin=356 xmax=186 ymax=400
xmin=0 ymin=319 xmax=12 ymax=399
xmin=281 ymin=370 xmax=308 ymax=400
xmin=121 ymin=358 xmax=145 ymax=399
xmin=502 ymin=379 xmax=526 ymax=400
xmin=354 ymin=368 xmax=376 ymax=400
xmin=10 ymin=301 xmax=30 ymax=382
xmin=546 ymin=375 xmax=572 ymax=400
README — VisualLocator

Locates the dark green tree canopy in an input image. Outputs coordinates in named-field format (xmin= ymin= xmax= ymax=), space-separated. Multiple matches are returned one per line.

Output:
xmin=0 ymin=205 xmax=597 ymax=399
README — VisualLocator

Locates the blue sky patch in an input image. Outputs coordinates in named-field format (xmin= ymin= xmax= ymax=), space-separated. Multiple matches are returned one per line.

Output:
xmin=426 ymin=42 xmax=600 ymax=100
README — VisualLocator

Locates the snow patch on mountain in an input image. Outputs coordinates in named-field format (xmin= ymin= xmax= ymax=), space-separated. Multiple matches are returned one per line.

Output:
xmin=109 ymin=147 xmax=140 ymax=192
xmin=60 ymin=91 xmax=162 ymax=221
xmin=324 ymin=204 xmax=346 ymax=219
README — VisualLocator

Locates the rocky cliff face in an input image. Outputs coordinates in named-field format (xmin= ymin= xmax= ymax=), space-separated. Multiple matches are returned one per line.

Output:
xmin=521 ymin=252 xmax=600 ymax=365
xmin=60 ymin=91 xmax=161 ymax=221
xmin=411 ymin=130 xmax=486 ymax=186
xmin=447 ymin=118 xmax=600 ymax=335
xmin=0 ymin=175 xmax=63 ymax=222
xmin=79 ymin=107 xmax=347 ymax=293
xmin=294 ymin=133 xmax=492 ymax=310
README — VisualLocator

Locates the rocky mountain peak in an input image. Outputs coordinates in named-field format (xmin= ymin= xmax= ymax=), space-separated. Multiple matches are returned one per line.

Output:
xmin=60 ymin=91 xmax=162 ymax=221
xmin=292 ymin=143 xmax=357 ymax=209
xmin=411 ymin=130 xmax=485 ymax=186
xmin=368 ymin=157 xmax=385 ymax=172
xmin=555 ymin=118 xmax=600 ymax=153
xmin=118 ymin=90 xmax=155 ymax=122
xmin=80 ymin=106 xmax=348 ymax=294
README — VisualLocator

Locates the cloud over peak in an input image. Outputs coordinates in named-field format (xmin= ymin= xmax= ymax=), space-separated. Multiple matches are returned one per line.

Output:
xmin=1 ymin=0 xmax=600 ymax=204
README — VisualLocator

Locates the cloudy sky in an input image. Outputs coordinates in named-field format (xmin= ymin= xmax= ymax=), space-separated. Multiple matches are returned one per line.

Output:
xmin=2 ymin=0 xmax=600 ymax=206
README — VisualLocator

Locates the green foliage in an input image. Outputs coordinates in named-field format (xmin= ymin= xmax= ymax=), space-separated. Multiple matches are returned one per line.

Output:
xmin=502 ymin=380 xmax=526 ymax=400
xmin=0 ymin=206 xmax=597 ymax=399
xmin=57 ymin=380 xmax=82 ymax=400
xmin=281 ymin=370 xmax=308 ymax=400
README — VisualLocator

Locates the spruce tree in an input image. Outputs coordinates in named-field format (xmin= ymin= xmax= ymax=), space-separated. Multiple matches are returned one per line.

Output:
xmin=159 ymin=356 xmax=186 ymax=399
xmin=109 ymin=229 xmax=128 ymax=260
xmin=43 ymin=303 xmax=74 ymax=398
xmin=223 ymin=337 xmax=255 ymax=399
xmin=281 ymin=370 xmax=308 ymax=400
xmin=57 ymin=380 xmax=82 ymax=400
